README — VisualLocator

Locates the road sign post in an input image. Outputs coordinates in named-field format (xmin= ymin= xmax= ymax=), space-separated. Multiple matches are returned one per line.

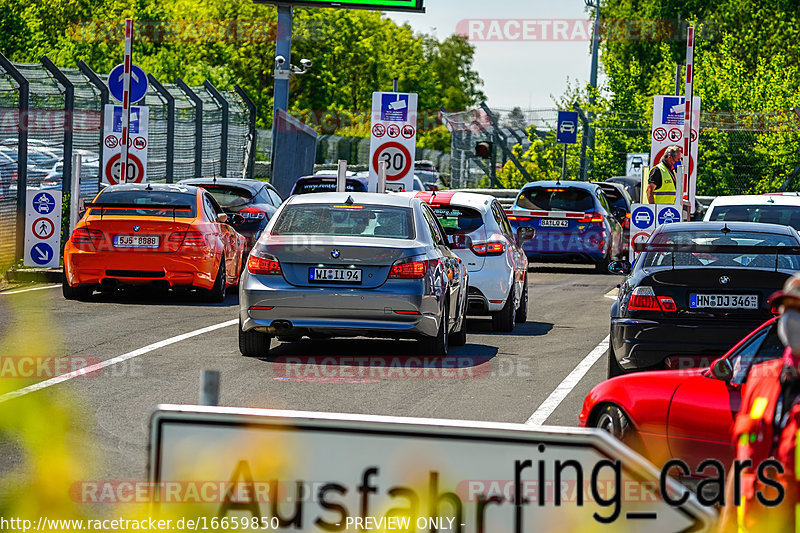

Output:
xmin=368 ymin=92 xmax=418 ymax=192
xmin=556 ymin=111 xmax=578 ymax=181
xmin=119 ymin=19 xmax=133 ymax=184
xmin=24 ymin=190 xmax=62 ymax=268
xmin=102 ymin=104 xmax=149 ymax=185
xmin=149 ymin=405 xmax=716 ymax=531
xmin=683 ymin=26 xmax=696 ymax=216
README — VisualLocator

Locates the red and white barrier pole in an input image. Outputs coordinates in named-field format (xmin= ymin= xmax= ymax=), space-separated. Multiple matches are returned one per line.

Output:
xmin=119 ymin=19 xmax=133 ymax=184
xmin=682 ymin=26 xmax=694 ymax=218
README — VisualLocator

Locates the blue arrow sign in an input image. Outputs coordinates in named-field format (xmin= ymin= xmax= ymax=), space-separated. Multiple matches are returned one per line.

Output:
xmin=658 ymin=206 xmax=681 ymax=225
xmin=32 ymin=192 xmax=56 ymax=214
xmin=631 ymin=206 xmax=654 ymax=229
xmin=108 ymin=63 xmax=148 ymax=104
xmin=30 ymin=243 xmax=53 ymax=266
xmin=556 ymin=111 xmax=578 ymax=144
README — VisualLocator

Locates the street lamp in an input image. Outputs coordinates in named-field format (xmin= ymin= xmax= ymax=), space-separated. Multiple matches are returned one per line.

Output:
xmin=582 ymin=0 xmax=600 ymax=181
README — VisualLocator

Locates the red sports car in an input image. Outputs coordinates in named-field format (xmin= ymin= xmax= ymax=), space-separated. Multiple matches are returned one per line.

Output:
xmin=579 ymin=317 xmax=783 ymax=473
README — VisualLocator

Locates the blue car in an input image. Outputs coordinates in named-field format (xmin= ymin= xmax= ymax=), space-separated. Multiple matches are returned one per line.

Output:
xmin=506 ymin=181 xmax=625 ymax=271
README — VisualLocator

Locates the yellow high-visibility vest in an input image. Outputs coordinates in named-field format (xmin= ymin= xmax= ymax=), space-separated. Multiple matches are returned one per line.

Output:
xmin=653 ymin=162 xmax=676 ymax=204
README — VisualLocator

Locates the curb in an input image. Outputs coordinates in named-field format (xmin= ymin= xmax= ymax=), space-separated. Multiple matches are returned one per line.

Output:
xmin=5 ymin=268 xmax=63 ymax=283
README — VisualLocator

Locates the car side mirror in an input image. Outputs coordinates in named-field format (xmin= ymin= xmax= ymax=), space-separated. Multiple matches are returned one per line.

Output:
xmin=608 ymin=260 xmax=631 ymax=275
xmin=611 ymin=207 xmax=626 ymax=220
xmin=516 ymin=226 xmax=535 ymax=246
xmin=216 ymin=212 xmax=229 ymax=223
xmin=710 ymin=358 xmax=733 ymax=382
xmin=228 ymin=213 xmax=245 ymax=225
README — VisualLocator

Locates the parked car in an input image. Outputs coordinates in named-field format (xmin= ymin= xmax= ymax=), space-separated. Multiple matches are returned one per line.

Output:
xmin=581 ymin=317 xmax=783 ymax=473
xmin=405 ymin=190 xmax=531 ymax=331
xmin=63 ymin=183 xmax=246 ymax=302
xmin=290 ymin=174 xmax=368 ymax=195
xmin=238 ymin=192 xmax=469 ymax=357
xmin=704 ymin=194 xmax=800 ymax=231
xmin=179 ymin=178 xmax=283 ymax=253
xmin=506 ymin=181 xmax=625 ymax=270
xmin=607 ymin=221 xmax=800 ymax=377
xmin=595 ymin=181 xmax=632 ymax=254
xmin=606 ymin=176 xmax=642 ymax=204
xmin=414 ymin=160 xmax=440 ymax=187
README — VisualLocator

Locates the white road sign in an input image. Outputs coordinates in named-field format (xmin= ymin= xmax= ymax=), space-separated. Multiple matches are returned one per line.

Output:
xmin=24 ymin=190 xmax=62 ymax=268
xmin=368 ymin=92 xmax=417 ymax=192
xmin=629 ymin=203 xmax=655 ymax=263
xmin=149 ymin=405 xmax=715 ymax=532
xmin=625 ymin=153 xmax=648 ymax=178
xmin=102 ymin=103 xmax=149 ymax=185
xmin=649 ymin=96 xmax=700 ymax=210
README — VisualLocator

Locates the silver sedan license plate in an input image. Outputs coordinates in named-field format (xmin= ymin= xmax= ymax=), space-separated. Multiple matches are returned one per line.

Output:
xmin=690 ymin=294 xmax=757 ymax=309
xmin=113 ymin=235 xmax=160 ymax=248
xmin=309 ymin=267 xmax=362 ymax=283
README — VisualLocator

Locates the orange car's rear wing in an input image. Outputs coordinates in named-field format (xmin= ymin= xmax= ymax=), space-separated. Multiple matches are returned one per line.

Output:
xmin=85 ymin=203 xmax=194 ymax=221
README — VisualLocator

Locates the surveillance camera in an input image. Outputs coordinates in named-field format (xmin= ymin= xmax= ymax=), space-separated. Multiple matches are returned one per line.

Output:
xmin=275 ymin=55 xmax=286 ymax=67
xmin=300 ymin=59 xmax=312 ymax=68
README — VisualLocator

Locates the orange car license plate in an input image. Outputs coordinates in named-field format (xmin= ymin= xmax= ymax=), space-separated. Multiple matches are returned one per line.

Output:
xmin=113 ymin=235 xmax=160 ymax=248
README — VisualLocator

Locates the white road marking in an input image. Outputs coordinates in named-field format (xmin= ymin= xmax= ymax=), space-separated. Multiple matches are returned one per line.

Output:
xmin=525 ymin=335 xmax=610 ymax=426
xmin=604 ymin=288 xmax=619 ymax=300
xmin=1 ymin=284 xmax=60 ymax=295
xmin=0 ymin=318 xmax=238 ymax=403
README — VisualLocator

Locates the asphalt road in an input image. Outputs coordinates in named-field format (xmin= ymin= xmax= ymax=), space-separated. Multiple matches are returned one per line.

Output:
xmin=0 ymin=265 xmax=618 ymax=490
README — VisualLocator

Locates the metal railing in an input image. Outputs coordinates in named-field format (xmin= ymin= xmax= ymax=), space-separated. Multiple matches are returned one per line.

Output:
xmin=0 ymin=53 xmax=257 ymax=269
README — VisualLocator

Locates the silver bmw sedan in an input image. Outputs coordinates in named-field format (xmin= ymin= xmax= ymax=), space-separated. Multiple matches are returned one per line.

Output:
xmin=238 ymin=192 xmax=469 ymax=357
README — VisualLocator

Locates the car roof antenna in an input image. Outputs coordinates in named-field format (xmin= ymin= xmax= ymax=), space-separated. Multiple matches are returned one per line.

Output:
xmin=145 ymin=181 xmax=153 ymax=191
xmin=721 ymin=223 xmax=731 ymax=234
xmin=345 ymin=195 xmax=355 ymax=205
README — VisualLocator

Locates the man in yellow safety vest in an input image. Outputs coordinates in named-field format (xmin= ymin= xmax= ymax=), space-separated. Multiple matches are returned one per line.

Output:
xmin=645 ymin=145 xmax=683 ymax=204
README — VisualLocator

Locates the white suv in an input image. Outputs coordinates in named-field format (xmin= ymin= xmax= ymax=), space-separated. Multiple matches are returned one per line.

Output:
xmin=405 ymin=191 xmax=530 ymax=332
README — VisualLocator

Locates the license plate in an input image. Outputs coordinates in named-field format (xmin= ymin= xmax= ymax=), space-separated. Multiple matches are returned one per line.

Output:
xmin=113 ymin=235 xmax=160 ymax=248
xmin=539 ymin=219 xmax=568 ymax=228
xmin=309 ymin=267 xmax=362 ymax=283
xmin=689 ymin=294 xmax=758 ymax=309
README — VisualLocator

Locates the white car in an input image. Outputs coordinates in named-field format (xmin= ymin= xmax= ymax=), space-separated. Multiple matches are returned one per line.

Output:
xmin=403 ymin=191 xmax=531 ymax=332
xmin=703 ymin=194 xmax=800 ymax=231
xmin=559 ymin=121 xmax=576 ymax=134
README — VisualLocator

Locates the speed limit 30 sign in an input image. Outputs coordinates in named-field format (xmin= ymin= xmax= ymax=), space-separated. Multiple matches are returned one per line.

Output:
xmin=372 ymin=142 xmax=412 ymax=181
xmin=368 ymin=92 xmax=418 ymax=192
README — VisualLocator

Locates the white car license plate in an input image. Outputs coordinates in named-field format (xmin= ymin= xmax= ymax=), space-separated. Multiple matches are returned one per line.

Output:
xmin=113 ymin=235 xmax=160 ymax=248
xmin=689 ymin=294 xmax=758 ymax=309
xmin=539 ymin=219 xmax=568 ymax=228
xmin=309 ymin=267 xmax=362 ymax=283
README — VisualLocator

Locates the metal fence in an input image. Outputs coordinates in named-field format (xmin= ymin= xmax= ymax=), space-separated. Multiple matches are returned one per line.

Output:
xmin=254 ymin=130 xmax=451 ymax=180
xmin=0 ymin=53 xmax=257 ymax=269
xmin=446 ymin=105 xmax=800 ymax=194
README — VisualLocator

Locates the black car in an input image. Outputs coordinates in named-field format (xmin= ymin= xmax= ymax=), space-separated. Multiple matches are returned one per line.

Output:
xmin=289 ymin=175 xmax=368 ymax=195
xmin=179 ymin=178 xmax=283 ymax=252
xmin=595 ymin=181 xmax=632 ymax=254
xmin=607 ymin=221 xmax=800 ymax=378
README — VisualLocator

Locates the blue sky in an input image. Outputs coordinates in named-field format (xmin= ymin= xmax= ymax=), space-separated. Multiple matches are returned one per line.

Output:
xmin=389 ymin=0 xmax=597 ymax=110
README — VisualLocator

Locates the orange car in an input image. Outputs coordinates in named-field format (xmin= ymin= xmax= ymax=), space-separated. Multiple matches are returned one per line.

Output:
xmin=63 ymin=183 xmax=246 ymax=302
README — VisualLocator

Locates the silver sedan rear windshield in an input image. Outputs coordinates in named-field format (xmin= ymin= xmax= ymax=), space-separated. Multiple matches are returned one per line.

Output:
xmin=272 ymin=204 xmax=415 ymax=239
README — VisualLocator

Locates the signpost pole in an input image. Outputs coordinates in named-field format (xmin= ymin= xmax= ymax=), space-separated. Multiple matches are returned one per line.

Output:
xmin=561 ymin=144 xmax=567 ymax=181
xmin=377 ymin=161 xmax=387 ymax=193
xmin=70 ymin=153 xmax=81 ymax=234
xmin=270 ymin=4 xmax=293 ymax=178
xmin=119 ymin=19 xmax=133 ymax=185
xmin=336 ymin=159 xmax=347 ymax=192
xmin=682 ymin=26 xmax=695 ymax=219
